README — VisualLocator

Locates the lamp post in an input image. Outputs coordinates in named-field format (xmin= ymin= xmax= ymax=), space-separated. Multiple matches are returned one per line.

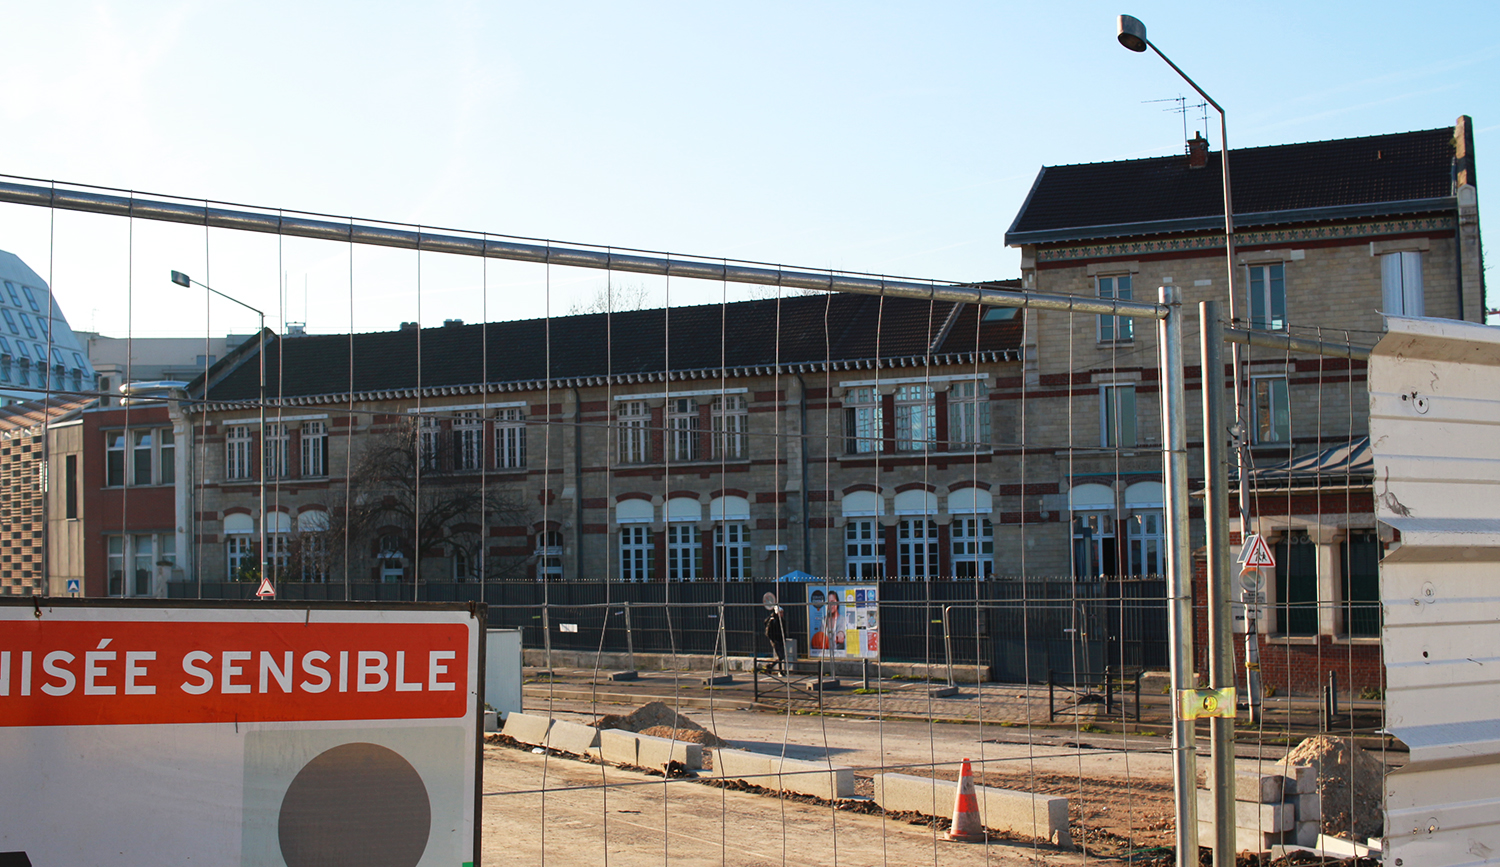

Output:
xmin=171 ymin=270 xmax=268 ymax=595
xmin=1117 ymin=16 xmax=1245 ymax=867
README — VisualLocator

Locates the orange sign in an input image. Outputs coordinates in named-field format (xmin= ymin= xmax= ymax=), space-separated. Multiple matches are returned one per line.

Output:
xmin=0 ymin=620 xmax=468 ymax=727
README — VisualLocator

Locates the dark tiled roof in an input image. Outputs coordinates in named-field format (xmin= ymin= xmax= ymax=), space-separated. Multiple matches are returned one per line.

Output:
xmin=1006 ymin=126 xmax=1457 ymax=244
xmin=199 ymin=291 xmax=1023 ymax=403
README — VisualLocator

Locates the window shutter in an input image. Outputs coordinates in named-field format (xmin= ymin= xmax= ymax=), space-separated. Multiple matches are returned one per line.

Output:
xmin=1401 ymin=251 xmax=1424 ymax=317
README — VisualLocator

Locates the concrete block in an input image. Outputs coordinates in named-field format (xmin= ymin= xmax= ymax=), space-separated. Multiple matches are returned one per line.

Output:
xmin=1199 ymin=821 xmax=1286 ymax=852
xmin=1208 ymin=769 xmax=1286 ymax=804
xmin=874 ymin=773 xmax=1070 ymax=846
xmin=501 ymin=712 xmax=552 ymax=746
xmin=597 ymin=728 xmax=639 ymax=767
xmin=713 ymin=748 xmax=780 ymax=787
xmin=1197 ymin=789 xmax=1295 ymax=832
xmin=772 ymin=756 xmax=854 ymax=800
xmin=546 ymin=720 xmax=601 ymax=756
xmin=1295 ymin=821 xmax=1319 ymax=848
xmin=610 ymin=670 xmax=639 ymax=681
xmin=1278 ymin=764 xmax=1316 ymax=794
xmin=484 ymin=710 xmax=499 ymax=732
xmin=1295 ymin=792 xmax=1320 ymax=823
xmin=635 ymin=732 xmax=703 ymax=770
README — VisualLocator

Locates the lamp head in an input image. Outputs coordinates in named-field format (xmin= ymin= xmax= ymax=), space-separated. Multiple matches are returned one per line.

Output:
xmin=1117 ymin=14 xmax=1148 ymax=52
xmin=170 ymin=270 xmax=192 ymax=288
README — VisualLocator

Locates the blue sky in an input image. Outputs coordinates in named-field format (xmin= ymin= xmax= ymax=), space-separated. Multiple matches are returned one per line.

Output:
xmin=1 ymin=1 xmax=1495 ymax=337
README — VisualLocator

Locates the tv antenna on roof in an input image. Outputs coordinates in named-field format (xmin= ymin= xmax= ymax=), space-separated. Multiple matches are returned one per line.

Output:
xmin=1144 ymin=95 xmax=1211 ymax=146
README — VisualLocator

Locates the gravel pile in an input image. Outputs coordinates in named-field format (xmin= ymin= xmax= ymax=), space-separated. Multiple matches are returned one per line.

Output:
xmin=1279 ymin=736 xmax=1385 ymax=841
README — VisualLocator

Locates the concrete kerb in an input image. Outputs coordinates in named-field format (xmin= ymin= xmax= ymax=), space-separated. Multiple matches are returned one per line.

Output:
xmin=545 ymin=719 xmax=602 ymax=757
xmin=634 ymin=731 xmax=703 ymax=770
xmin=523 ymin=649 xmax=986 ymax=683
xmin=597 ymin=728 xmax=640 ymax=767
xmin=872 ymin=772 xmax=1072 ymax=849
xmin=501 ymin=712 xmax=553 ymax=747
xmin=712 ymin=748 xmax=854 ymax=800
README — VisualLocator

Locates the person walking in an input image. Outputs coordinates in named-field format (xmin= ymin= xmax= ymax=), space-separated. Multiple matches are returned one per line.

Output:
xmin=763 ymin=605 xmax=787 ymax=675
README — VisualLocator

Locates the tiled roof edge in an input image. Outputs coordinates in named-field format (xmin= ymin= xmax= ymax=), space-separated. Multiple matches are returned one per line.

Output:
xmin=1006 ymin=196 xmax=1458 ymax=247
xmin=188 ymin=350 xmax=1021 ymax=413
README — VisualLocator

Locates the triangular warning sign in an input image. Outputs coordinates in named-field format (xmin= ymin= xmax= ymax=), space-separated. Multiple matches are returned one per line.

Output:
xmin=1237 ymin=534 xmax=1276 ymax=570
xmin=256 ymin=576 xmax=276 ymax=599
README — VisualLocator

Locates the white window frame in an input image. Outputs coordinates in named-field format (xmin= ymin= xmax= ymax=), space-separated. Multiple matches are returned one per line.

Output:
xmin=378 ymin=535 xmax=405 ymax=583
xmin=619 ymin=526 xmax=653 ymax=582
xmin=896 ymin=519 xmax=939 ymax=579
xmin=226 ymin=425 xmax=253 ymax=480
xmin=1072 ymin=511 xmax=1115 ymax=578
xmin=1248 ymin=262 xmax=1287 ymax=331
xmin=950 ymin=517 xmax=994 ymax=577
xmin=844 ymin=519 xmax=885 ymax=578
xmin=618 ymin=400 xmax=651 ymax=464
xmin=1252 ymin=375 xmax=1291 ymax=445
xmin=301 ymin=421 xmax=327 ymax=477
xmin=226 ymin=534 xmax=254 ymax=581
xmin=1096 ymin=274 xmax=1134 ymax=342
xmin=667 ymin=523 xmax=701 ymax=581
xmin=715 ymin=522 xmax=751 ymax=580
xmin=844 ymin=387 xmax=882 ymax=454
xmin=418 ymin=415 xmax=441 ymax=471
xmin=710 ymin=395 xmax=747 ymax=459
xmin=1101 ymin=384 xmax=1138 ymax=449
xmin=453 ymin=411 xmax=484 ymax=471
xmin=947 ymin=381 xmax=990 ymax=450
xmin=894 ymin=385 xmax=935 ymax=452
xmin=1381 ymin=250 xmax=1424 ymax=317
xmin=495 ymin=408 xmax=526 ymax=469
xmin=264 ymin=423 xmax=289 ymax=480
xmin=668 ymin=397 xmax=700 ymax=462
xmin=536 ymin=530 xmax=563 ymax=581
xmin=108 ymin=534 xmax=166 ymax=597
xmin=1126 ymin=510 xmax=1165 ymax=577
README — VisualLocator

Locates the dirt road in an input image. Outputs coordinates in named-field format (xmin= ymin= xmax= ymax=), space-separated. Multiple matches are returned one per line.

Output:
xmin=482 ymin=745 xmax=1086 ymax=867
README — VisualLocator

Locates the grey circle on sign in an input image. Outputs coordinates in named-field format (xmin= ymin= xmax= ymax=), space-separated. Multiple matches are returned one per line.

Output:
xmin=1239 ymin=568 xmax=1266 ymax=592
xmin=762 ymin=592 xmax=777 ymax=610
xmin=278 ymin=742 xmax=431 ymax=867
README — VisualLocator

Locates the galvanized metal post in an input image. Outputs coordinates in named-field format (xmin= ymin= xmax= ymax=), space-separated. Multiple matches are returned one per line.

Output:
xmin=1201 ymin=301 xmax=1237 ymax=865
xmin=542 ymin=605 xmax=552 ymax=673
xmin=623 ymin=600 xmax=636 ymax=672
xmin=1159 ymin=285 xmax=1200 ymax=866
xmin=943 ymin=605 xmax=955 ymax=688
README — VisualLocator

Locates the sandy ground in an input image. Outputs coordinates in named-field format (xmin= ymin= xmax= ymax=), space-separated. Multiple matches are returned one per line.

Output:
xmin=482 ymin=745 xmax=1087 ymax=867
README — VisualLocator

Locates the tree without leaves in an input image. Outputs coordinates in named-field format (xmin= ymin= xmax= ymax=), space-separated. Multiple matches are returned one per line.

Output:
xmin=566 ymin=282 xmax=653 ymax=316
xmin=318 ymin=416 xmax=533 ymax=582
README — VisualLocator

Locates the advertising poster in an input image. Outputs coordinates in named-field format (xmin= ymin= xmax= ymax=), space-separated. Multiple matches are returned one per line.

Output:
xmin=0 ymin=600 xmax=483 ymax=866
xmin=807 ymin=584 xmax=879 ymax=660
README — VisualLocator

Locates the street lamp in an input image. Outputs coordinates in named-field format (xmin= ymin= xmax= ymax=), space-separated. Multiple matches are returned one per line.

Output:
xmin=1117 ymin=16 xmax=1247 ymax=867
xmin=171 ymin=270 xmax=268 ymax=595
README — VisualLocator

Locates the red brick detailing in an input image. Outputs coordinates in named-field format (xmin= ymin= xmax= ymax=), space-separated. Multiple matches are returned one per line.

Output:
xmin=615 ymin=491 xmax=653 ymax=503
xmin=895 ymin=482 xmax=936 ymax=493
xmin=948 ymin=480 xmax=993 ymax=491
xmin=709 ymin=488 xmax=750 ymax=500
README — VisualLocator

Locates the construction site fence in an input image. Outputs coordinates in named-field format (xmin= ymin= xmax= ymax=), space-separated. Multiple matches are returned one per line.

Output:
xmin=169 ymin=575 xmax=1169 ymax=684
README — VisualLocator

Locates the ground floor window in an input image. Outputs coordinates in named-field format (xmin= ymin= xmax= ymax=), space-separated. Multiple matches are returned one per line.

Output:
xmin=227 ymin=534 xmax=254 ymax=581
xmin=1275 ymin=531 xmax=1318 ymax=636
xmin=537 ymin=530 xmax=563 ymax=581
xmin=845 ymin=520 xmax=885 ymax=578
xmin=897 ymin=519 xmax=939 ymax=579
xmin=107 ymin=533 xmax=174 ymax=596
xmin=715 ymin=523 xmax=751 ymax=580
xmin=950 ymin=518 xmax=993 ymax=577
xmin=667 ymin=524 xmax=701 ymax=581
xmin=1072 ymin=511 xmax=1116 ymax=577
xmin=1126 ymin=510 xmax=1164 ymax=576
xmin=620 ymin=526 xmax=653 ymax=582
xmin=1341 ymin=530 xmax=1380 ymax=637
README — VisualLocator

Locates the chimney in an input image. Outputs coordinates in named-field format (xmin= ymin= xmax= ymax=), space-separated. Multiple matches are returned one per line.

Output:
xmin=399 ymin=322 xmax=419 ymax=332
xmin=1187 ymin=132 xmax=1209 ymax=169
xmin=443 ymin=318 xmax=464 ymax=328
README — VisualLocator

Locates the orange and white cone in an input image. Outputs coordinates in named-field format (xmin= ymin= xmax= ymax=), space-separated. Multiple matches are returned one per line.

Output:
xmin=946 ymin=757 xmax=985 ymax=842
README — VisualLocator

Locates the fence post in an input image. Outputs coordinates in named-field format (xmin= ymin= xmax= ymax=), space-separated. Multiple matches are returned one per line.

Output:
xmin=1106 ymin=665 xmax=1114 ymax=716
xmin=623 ymin=600 xmax=635 ymax=673
xmin=1161 ymin=285 xmax=1200 ymax=864
xmin=1201 ymin=299 xmax=1237 ymax=863
xmin=1134 ymin=669 xmax=1143 ymax=724
xmin=1048 ymin=669 xmax=1055 ymax=722
xmin=943 ymin=605 xmax=955 ymax=687
xmin=542 ymin=604 xmax=552 ymax=673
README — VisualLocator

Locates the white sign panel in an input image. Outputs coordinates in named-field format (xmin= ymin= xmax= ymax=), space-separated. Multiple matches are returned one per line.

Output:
xmin=0 ymin=600 xmax=483 ymax=866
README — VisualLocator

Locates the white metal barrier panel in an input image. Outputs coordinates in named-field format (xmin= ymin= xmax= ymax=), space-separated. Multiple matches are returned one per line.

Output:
xmin=1370 ymin=316 xmax=1500 ymax=866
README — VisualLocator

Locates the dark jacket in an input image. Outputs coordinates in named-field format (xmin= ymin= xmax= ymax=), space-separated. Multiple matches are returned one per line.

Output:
xmin=764 ymin=613 xmax=785 ymax=644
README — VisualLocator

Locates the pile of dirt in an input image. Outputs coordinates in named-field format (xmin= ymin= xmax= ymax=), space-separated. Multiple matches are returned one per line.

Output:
xmin=638 ymin=725 xmax=727 ymax=747
xmin=592 ymin=701 xmax=728 ymax=748
xmin=1279 ymin=736 xmax=1384 ymax=841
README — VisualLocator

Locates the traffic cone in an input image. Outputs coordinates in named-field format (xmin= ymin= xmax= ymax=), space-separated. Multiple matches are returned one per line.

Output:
xmin=946 ymin=757 xmax=985 ymax=842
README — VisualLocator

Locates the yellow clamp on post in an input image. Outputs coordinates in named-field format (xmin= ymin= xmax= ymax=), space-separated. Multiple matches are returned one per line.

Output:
xmin=1177 ymin=687 xmax=1237 ymax=720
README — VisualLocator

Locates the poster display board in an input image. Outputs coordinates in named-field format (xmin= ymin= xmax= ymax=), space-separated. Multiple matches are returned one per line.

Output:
xmin=807 ymin=584 xmax=879 ymax=660
xmin=0 ymin=600 xmax=483 ymax=867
